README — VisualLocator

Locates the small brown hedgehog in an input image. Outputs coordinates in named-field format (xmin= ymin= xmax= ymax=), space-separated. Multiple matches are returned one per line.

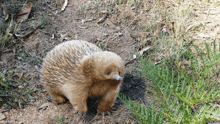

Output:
xmin=40 ymin=40 xmax=124 ymax=113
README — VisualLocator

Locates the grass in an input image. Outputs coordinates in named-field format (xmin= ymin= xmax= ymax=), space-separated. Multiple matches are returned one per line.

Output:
xmin=84 ymin=0 xmax=207 ymax=49
xmin=119 ymin=40 xmax=220 ymax=123
xmin=0 ymin=69 xmax=40 ymax=108
xmin=53 ymin=116 xmax=66 ymax=123
xmin=0 ymin=19 xmax=13 ymax=48
xmin=0 ymin=0 xmax=45 ymax=50
xmin=105 ymin=0 xmax=220 ymax=123
xmin=0 ymin=73 xmax=9 ymax=102
xmin=0 ymin=0 xmax=45 ymax=108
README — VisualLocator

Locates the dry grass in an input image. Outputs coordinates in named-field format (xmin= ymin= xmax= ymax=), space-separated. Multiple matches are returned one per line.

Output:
xmin=89 ymin=0 xmax=220 ymax=53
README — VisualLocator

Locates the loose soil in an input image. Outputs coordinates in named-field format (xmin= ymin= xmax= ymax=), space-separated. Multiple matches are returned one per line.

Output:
xmin=0 ymin=0 xmax=149 ymax=123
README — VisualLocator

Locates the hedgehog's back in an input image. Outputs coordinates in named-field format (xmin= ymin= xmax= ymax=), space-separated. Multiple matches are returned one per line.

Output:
xmin=48 ymin=40 xmax=101 ymax=62
xmin=40 ymin=40 xmax=101 ymax=84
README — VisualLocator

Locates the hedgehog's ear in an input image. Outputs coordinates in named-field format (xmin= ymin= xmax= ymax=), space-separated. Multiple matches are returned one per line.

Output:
xmin=82 ymin=58 xmax=94 ymax=76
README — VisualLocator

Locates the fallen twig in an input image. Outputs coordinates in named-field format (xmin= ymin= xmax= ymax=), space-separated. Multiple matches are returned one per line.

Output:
xmin=125 ymin=55 xmax=137 ymax=66
xmin=97 ymin=13 xmax=108 ymax=24
xmin=61 ymin=0 xmax=68 ymax=11
xmin=139 ymin=46 xmax=155 ymax=56
xmin=12 ymin=24 xmax=42 ymax=38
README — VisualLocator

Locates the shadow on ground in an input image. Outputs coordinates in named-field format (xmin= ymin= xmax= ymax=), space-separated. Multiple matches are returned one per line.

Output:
xmin=85 ymin=73 xmax=146 ymax=121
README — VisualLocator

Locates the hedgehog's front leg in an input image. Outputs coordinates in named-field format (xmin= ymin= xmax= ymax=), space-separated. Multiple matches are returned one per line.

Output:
xmin=97 ymin=87 xmax=119 ymax=112
xmin=70 ymin=93 xmax=88 ymax=113
xmin=64 ymin=86 xmax=89 ymax=113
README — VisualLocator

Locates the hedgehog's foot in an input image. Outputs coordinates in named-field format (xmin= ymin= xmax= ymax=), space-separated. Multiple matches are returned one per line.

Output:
xmin=70 ymin=100 xmax=88 ymax=113
xmin=97 ymin=111 xmax=112 ymax=116
xmin=53 ymin=95 xmax=66 ymax=104
xmin=68 ymin=94 xmax=88 ymax=113
xmin=97 ymin=90 xmax=117 ymax=112
xmin=97 ymin=101 xmax=112 ymax=112
xmin=73 ymin=110 xmax=86 ymax=118
xmin=49 ymin=90 xmax=66 ymax=104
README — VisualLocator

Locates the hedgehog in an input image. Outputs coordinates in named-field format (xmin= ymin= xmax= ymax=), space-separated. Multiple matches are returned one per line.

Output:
xmin=40 ymin=40 xmax=124 ymax=113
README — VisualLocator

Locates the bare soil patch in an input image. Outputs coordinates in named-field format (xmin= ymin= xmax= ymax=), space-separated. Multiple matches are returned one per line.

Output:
xmin=0 ymin=0 xmax=148 ymax=123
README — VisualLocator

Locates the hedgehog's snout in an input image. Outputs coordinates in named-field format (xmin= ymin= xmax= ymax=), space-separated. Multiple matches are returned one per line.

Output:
xmin=112 ymin=74 xmax=123 ymax=81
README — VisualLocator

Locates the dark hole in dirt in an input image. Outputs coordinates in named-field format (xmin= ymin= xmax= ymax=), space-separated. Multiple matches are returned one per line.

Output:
xmin=85 ymin=73 xmax=146 ymax=121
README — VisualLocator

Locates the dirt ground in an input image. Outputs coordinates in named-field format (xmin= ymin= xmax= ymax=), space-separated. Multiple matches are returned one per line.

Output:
xmin=0 ymin=0 xmax=220 ymax=123
xmin=0 ymin=0 xmax=150 ymax=123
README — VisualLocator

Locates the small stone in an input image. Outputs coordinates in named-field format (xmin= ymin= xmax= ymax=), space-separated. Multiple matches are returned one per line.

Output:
xmin=18 ymin=85 xmax=23 ymax=89
xmin=81 ymin=19 xmax=86 ymax=23
xmin=132 ymin=54 xmax=137 ymax=59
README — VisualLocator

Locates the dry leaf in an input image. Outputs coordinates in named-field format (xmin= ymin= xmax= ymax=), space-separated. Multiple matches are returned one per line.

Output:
xmin=16 ymin=2 xmax=33 ymax=23
xmin=155 ymin=61 xmax=161 ymax=65
xmin=61 ymin=0 xmax=68 ymax=11
xmin=133 ymin=31 xmax=151 ymax=38
xmin=131 ymin=31 xmax=151 ymax=46
xmin=139 ymin=46 xmax=155 ymax=56
xmin=0 ymin=113 xmax=6 ymax=120
xmin=0 ymin=3 xmax=9 ymax=20
xmin=197 ymin=33 xmax=210 ymax=38
xmin=97 ymin=13 xmax=108 ymax=24
xmin=37 ymin=102 xmax=54 ymax=111
xmin=166 ymin=22 xmax=175 ymax=35
xmin=161 ymin=22 xmax=174 ymax=35
xmin=185 ymin=23 xmax=203 ymax=33
xmin=153 ymin=23 xmax=165 ymax=36
xmin=14 ymin=25 xmax=41 ymax=38
xmin=171 ymin=22 xmax=174 ymax=34
xmin=121 ymin=0 xmax=127 ymax=4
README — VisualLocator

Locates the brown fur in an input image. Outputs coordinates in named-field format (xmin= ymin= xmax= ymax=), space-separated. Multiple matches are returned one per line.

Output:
xmin=40 ymin=40 xmax=124 ymax=113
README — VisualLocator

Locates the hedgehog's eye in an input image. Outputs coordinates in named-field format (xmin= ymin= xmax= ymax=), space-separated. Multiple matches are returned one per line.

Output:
xmin=119 ymin=71 xmax=121 ymax=75
xmin=107 ymin=71 xmax=111 ymax=75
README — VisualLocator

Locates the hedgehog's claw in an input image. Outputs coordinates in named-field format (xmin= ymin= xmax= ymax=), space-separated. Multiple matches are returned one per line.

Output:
xmin=107 ymin=111 xmax=112 ymax=116
xmin=73 ymin=110 xmax=78 ymax=114
xmin=97 ymin=111 xmax=112 ymax=116
xmin=74 ymin=111 xmax=86 ymax=118
xmin=78 ymin=112 xmax=84 ymax=118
